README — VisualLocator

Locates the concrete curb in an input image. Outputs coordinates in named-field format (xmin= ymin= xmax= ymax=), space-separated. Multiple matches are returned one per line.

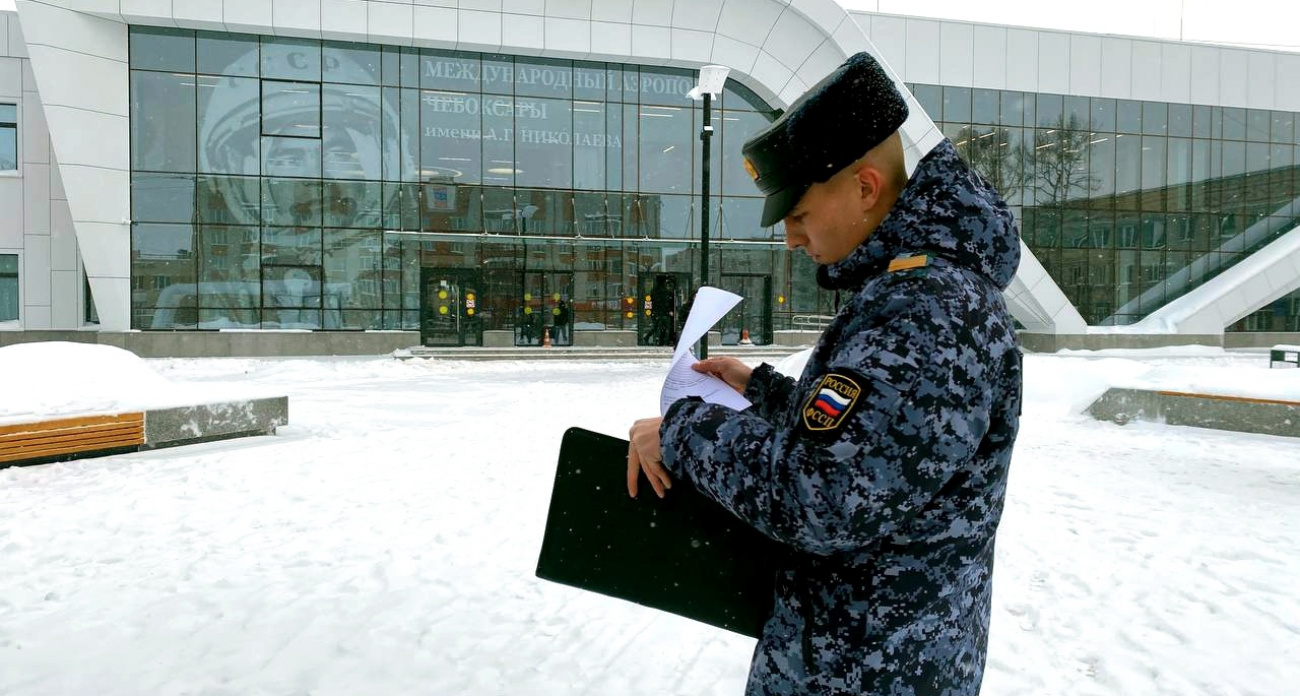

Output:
xmin=1086 ymin=388 xmax=1300 ymax=438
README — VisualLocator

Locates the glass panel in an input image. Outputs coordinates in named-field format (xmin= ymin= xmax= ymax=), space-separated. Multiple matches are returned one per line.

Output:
xmin=197 ymin=175 xmax=261 ymax=225
xmin=515 ymin=58 xmax=573 ymax=99
xmin=1168 ymin=104 xmax=1192 ymax=137
xmin=197 ymin=32 xmax=258 ymax=77
xmin=519 ymin=189 xmax=573 ymax=236
xmin=1089 ymin=134 xmax=1116 ymax=202
xmin=573 ymin=192 xmax=610 ymax=236
xmin=636 ymin=68 xmax=694 ymax=107
xmin=323 ymin=42 xmax=381 ymax=85
xmin=1091 ymin=98 xmax=1116 ymax=132
xmin=999 ymin=91 xmax=1024 ymax=127
xmin=1272 ymin=111 xmax=1295 ymax=144
xmin=1036 ymin=93 xmax=1063 ymax=128
xmin=324 ymin=228 xmax=382 ymax=312
xmin=0 ymin=255 xmax=19 ymax=322
xmin=1140 ymin=136 xmax=1167 ymax=211
xmin=262 ymin=264 xmax=323 ymax=329
xmin=131 ymin=223 xmax=197 ymax=329
xmin=574 ymin=62 xmax=609 ymax=102
xmin=381 ymin=88 xmax=420 ymax=182
xmin=1117 ymin=100 xmax=1142 ymax=134
xmin=132 ymin=173 xmax=194 ymax=223
xmin=639 ymin=105 xmax=691 ymax=193
xmin=261 ymin=37 xmax=321 ymax=81
xmin=420 ymin=90 xmax=482 ymax=184
xmin=482 ymin=55 xmax=514 ymax=95
xmin=262 ymin=81 xmax=320 ymax=138
xmin=382 ymin=182 xmax=419 ymax=231
xmin=1222 ymin=107 xmax=1246 ymax=140
xmin=130 ymin=27 xmax=195 ymax=72
xmin=1065 ymin=96 xmax=1089 ymax=130
xmin=0 ymin=104 xmax=13 ymax=123
xmin=517 ymin=97 xmax=573 ymax=188
xmin=720 ymin=197 xmax=768 ymax=240
xmin=197 ymin=74 xmax=260 ymax=175
xmin=262 ymin=178 xmax=323 ymax=226
xmin=421 ymin=50 xmax=481 ymax=91
xmin=913 ymin=84 xmax=942 ymax=121
xmin=263 ymin=227 xmax=323 ymax=266
xmin=1115 ymin=134 xmax=1141 ymax=207
xmin=723 ymin=110 xmax=772 ymax=196
xmin=262 ymin=136 xmax=322 ymax=178
xmin=972 ymin=88 xmax=999 ymax=125
xmin=574 ymin=101 xmax=607 ymax=190
xmin=1192 ymin=105 xmax=1212 ymax=138
xmin=322 ymin=83 xmax=382 ymax=179
xmin=421 ymin=181 xmax=479 ymax=232
xmin=1167 ymin=138 xmax=1192 ymax=212
xmin=480 ymin=95 xmax=515 ymax=187
xmin=1246 ymin=109 xmax=1270 ymax=142
xmin=197 ymin=225 xmax=260 ymax=315
xmin=692 ymin=107 xmax=722 ymax=197
xmin=324 ymin=180 xmax=382 ymax=228
xmin=0 ymin=125 xmax=13 ymax=171
xmin=131 ymin=71 xmax=197 ymax=173
xmin=1141 ymin=102 xmax=1167 ymax=135
xmin=943 ymin=86 xmax=972 ymax=123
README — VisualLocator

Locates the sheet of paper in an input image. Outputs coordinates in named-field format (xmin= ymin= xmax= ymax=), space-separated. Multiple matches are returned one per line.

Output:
xmin=659 ymin=287 xmax=754 ymax=416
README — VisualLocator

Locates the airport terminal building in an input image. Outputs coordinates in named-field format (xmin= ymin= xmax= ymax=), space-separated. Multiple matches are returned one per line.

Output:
xmin=1 ymin=0 xmax=1298 ymax=355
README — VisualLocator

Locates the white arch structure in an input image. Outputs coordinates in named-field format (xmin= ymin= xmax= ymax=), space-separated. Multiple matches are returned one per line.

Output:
xmin=15 ymin=0 xmax=1083 ymax=333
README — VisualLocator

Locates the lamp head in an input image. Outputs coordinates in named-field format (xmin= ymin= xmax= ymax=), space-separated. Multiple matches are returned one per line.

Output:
xmin=694 ymin=64 xmax=731 ymax=97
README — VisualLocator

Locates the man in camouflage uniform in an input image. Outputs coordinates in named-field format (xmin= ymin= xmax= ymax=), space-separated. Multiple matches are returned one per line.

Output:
xmin=627 ymin=52 xmax=1022 ymax=695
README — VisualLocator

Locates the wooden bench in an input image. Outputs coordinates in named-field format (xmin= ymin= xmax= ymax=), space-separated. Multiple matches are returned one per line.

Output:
xmin=1270 ymin=344 xmax=1300 ymax=369
xmin=0 ymin=413 xmax=146 ymax=466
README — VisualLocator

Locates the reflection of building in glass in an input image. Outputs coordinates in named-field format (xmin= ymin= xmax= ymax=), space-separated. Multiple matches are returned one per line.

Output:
xmin=918 ymin=83 xmax=1300 ymax=329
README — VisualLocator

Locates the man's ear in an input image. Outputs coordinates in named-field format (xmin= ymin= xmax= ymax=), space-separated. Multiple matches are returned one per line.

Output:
xmin=854 ymin=164 xmax=884 ymax=212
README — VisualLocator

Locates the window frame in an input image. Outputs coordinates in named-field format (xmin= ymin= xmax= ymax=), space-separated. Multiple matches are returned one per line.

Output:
xmin=0 ymin=102 xmax=19 ymax=173
xmin=0 ymin=252 xmax=21 ymax=325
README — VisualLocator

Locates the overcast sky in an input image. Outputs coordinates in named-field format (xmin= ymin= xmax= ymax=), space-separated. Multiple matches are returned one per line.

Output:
xmin=837 ymin=0 xmax=1299 ymax=52
xmin=1 ymin=0 xmax=1295 ymax=53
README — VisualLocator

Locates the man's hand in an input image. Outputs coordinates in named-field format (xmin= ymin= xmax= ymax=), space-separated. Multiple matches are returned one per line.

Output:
xmin=627 ymin=417 xmax=671 ymax=499
xmin=693 ymin=357 xmax=754 ymax=395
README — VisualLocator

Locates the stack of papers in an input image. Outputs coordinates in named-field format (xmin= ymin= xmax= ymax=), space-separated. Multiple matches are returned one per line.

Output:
xmin=658 ymin=287 xmax=754 ymax=415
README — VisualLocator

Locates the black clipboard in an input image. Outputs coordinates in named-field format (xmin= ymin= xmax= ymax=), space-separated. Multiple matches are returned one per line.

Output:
xmin=535 ymin=427 xmax=778 ymax=638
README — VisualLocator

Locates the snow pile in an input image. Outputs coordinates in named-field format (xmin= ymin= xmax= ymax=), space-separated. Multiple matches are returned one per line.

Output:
xmin=0 ymin=342 xmax=274 ymax=424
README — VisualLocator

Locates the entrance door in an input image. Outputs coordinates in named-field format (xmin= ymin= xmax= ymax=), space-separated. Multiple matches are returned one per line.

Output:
xmin=519 ymin=271 xmax=574 ymax=346
xmin=719 ymin=274 xmax=772 ymax=346
xmin=637 ymin=272 xmax=692 ymax=347
xmin=420 ymin=268 xmax=483 ymax=347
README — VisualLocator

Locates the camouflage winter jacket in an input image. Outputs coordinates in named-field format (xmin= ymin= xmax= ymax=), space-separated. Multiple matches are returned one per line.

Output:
xmin=660 ymin=139 xmax=1023 ymax=696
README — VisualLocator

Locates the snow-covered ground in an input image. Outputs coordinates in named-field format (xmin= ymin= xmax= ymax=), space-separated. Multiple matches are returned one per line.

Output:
xmin=1 ymin=344 xmax=1298 ymax=695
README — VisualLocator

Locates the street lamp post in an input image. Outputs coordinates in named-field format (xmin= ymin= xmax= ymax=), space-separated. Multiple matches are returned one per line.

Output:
xmin=689 ymin=64 xmax=730 ymax=359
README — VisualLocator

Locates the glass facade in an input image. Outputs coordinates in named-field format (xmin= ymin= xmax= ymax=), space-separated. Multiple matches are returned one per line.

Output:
xmin=913 ymin=83 xmax=1300 ymax=330
xmin=127 ymin=27 xmax=811 ymax=342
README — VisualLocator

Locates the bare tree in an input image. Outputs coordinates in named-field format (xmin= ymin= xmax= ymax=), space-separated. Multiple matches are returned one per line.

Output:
xmin=1029 ymin=114 xmax=1096 ymax=208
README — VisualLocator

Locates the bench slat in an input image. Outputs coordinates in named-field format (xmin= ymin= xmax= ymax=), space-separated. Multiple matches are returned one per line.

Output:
xmin=0 ymin=422 xmax=146 ymax=447
xmin=0 ymin=433 xmax=145 ymax=463
xmin=0 ymin=413 xmax=144 ymax=437
xmin=0 ymin=426 xmax=145 ymax=454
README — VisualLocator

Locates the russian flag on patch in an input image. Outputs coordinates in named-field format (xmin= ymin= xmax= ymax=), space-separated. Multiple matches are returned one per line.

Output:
xmin=812 ymin=388 xmax=851 ymax=417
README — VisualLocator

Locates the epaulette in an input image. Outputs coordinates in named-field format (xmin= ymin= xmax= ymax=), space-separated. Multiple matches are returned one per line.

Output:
xmin=887 ymin=255 xmax=929 ymax=273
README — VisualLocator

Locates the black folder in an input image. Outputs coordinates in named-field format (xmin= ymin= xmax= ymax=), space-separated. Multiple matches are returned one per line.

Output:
xmin=535 ymin=427 xmax=779 ymax=638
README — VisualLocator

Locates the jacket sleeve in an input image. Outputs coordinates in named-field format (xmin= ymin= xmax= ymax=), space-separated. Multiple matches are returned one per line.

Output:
xmin=741 ymin=362 xmax=798 ymax=421
xmin=659 ymin=275 xmax=992 ymax=557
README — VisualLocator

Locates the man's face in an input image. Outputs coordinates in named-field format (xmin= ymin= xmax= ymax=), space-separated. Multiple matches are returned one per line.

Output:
xmin=781 ymin=170 xmax=870 ymax=265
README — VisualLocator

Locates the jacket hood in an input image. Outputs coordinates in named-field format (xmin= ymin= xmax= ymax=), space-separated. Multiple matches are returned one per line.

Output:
xmin=817 ymin=139 xmax=1020 ymax=292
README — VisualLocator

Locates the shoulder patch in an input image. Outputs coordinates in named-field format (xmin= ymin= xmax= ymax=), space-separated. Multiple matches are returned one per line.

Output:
xmin=888 ymin=255 xmax=929 ymax=273
xmin=801 ymin=371 xmax=863 ymax=433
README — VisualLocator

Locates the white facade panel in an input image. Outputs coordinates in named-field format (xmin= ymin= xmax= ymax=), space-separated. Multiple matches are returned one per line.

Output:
xmin=710 ymin=34 xmax=759 ymax=75
xmin=1189 ymin=45 xmax=1220 ymax=106
xmin=971 ymin=25 xmax=1005 ymax=90
xmin=937 ymin=21 xmax=972 ymax=88
xmin=223 ymin=0 xmax=275 ymax=34
xmin=670 ymin=27 xmax=713 ymax=63
xmin=1246 ymin=51 xmax=1276 ymax=110
xmin=673 ymin=0 xmax=724 ymax=32
xmin=904 ymin=18 xmax=940 ymax=85
xmin=50 ymin=201 xmax=76 ymax=271
xmin=22 ymin=162 xmax=47 ymax=235
xmin=543 ymin=17 xmax=588 ymax=56
xmin=0 ymin=15 xmax=8 ymax=56
xmin=800 ymin=39 xmax=845 ymax=82
xmin=503 ymin=0 xmax=545 ymax=15
xmin=1003 ymin=27 xmax=1037 ymax=93
xmin=716 ymin=0 xmax=783 ymax=51
xmin=630 ymin=24 xmax=670 ymax=62
xmin=1098 ymin=37 xmax=1132 ymax=99
xmin=631 ymin=0 xmax=673 ymax=27
xmin=458 ymin=10 xmax=504 ymax=51
xmin=0 ymin=182 xmax=21 ymax=249
xmin=588 ymin=21 xmax=632 ymax=59
xmin=590 ymin=0 xmax=632 ymax=24
xmin=503 ymin=14 xmax=543 ymax=55
xmin=831 ymin=15 xmax=870 ymax=58
xmin=1278 ymin=54 xmax=1300 ymax=112
xmin=460 ymin=0 xmax=504 ymax=12
xmin=865 ymin=15 xmax=906 ymax=80
xmin=1068 ymin=34 xmax=1101 ymax=96
xmin=1219 ymin=49 xmax=1249 ymax=106
xmin=766 ymin=10 xmax=823 ymax=72
xmin=172 ymin=0 xmax=223 ymax=29
xmin=368 ymin=2 xmax=414 ymax=45
xmin=120 ymin=0 xmax=172 ymax=24
xmin=0 ymin=56 xmax=18 ymax=96
xmin=321 ymin=0 xmax=369 ymax=41
xmin=1130 ymin=40 xmax=1161 ymax=98
xmin=272 ymin=0 xmax=323 ymax=37
xmin=22 ymin=233 xmax=49 ymax=307
xmin=412 ymin=6 xmax=457 ymax=45
xmin=25 ymin=49 xmax=127 ymax=118
xmin=792 ymin=0 xmax=846 ymax=37
xmin=1036 ymin=31 xmax=1069 ymax=94
xmin=50 ymin=268 xmax=77 ymax=327
xmin=21 ymin=303 xmax=49 ymax=329
xmin=1160 ymin=43 xmax=1191 ymax=104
